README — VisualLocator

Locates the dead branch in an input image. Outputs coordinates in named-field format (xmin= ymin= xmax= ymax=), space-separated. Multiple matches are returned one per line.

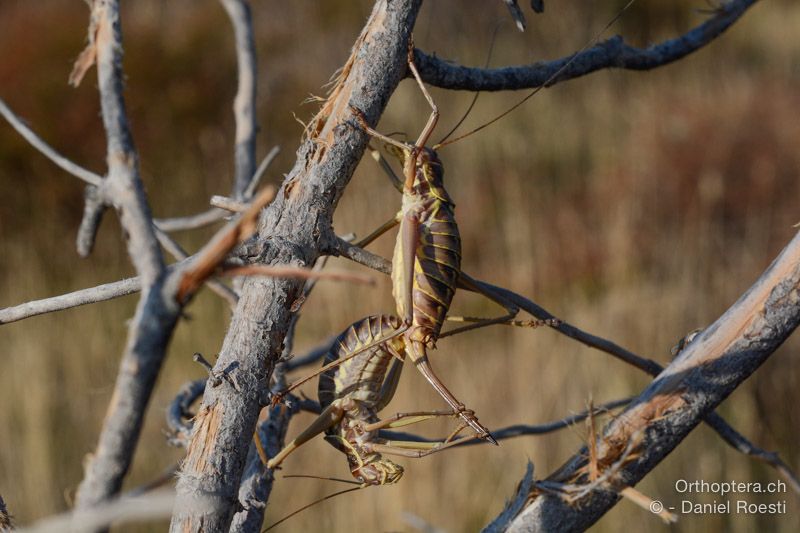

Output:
xmin=380 ymin=398 xmax=632 ymax=446
xmin=219 ymin=0 xmax=259 ymax=198
xmin=153 ymin=207 xmax=227 ymax=232
xmin=0 ymin=277 xmax=141 ymax=325
xmin=331 ymin=238 xmax=800 ymax=494
xmin=169 ymin=2 xmax=424 ymax=530
xmin=153 ymin=228 xmax=239 ymax=308
xmin=416 ymin=0 xmax=758 ymax=92
xmin=76 ymin=185 xmax=108 ymax=257
xmin=502 ymin=230 xmax=800 ymax=531
xmin=153 ymin=146 xmax=280 ymax=232
xmin=20 ymin=490 xmax=187 ymax=533
xmin=73 ymin=0 xmax=179 ymax=509
xmin=0 ymin=98 xmax=103 ymax=187
xmin=244 ymin=146 xmax=280 ymax=200
xmin=166 ymin=379 xmax=206 ymax=448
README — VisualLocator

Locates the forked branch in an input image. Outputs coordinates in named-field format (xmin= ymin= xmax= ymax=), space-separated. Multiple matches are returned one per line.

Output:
xmin=502 ymin=230 xmax=800 ymax=531
xmin=416 ymin=0 xmax=758 ymax=92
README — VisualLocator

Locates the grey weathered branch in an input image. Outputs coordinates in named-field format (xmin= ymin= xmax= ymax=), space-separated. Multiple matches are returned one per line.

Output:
xmin=0 ymin=276 xmax=141 ymax=325
xmin=74 ymin=0 xmax=180 ymax=511
xmin=230 ymin=255 xmax=334 ymax=532
xmin=503 ymin=229 xmax=800 ymax=531
xmin=166 ymin=379 xmax=207 ymax=448
xmin=330 ymin=238 xmax=800 ymax=496
xmin=153 ymin=147 xmax=280 ymax=232
xmin=0 ymin=98 xmax=104 ymax=187
xmin=244 ymin=145 xmax=280 ymax=200
xmin=170 ymin=2 xmax=424 ymax=530
xmin=21 ymin=490 xmax=185 ymax=533
xmin=154 ymin=228 xmax=239 ymax=307
xmin=220 ymin=0 xmax=258 ymax=198
xmin=76 ymin=185 xmax=109 ymax=257
xmin=153 ymin=207 xmax=227 ymax=232
xmin=379 ymin=398 xmax=632 ymax=446
xmin=416 ymin=0 xmax=758 ymax=92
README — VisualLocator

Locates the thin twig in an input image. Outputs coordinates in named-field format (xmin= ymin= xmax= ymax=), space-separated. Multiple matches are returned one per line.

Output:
xmin=0 ymin=277 xmax=141 ymax=325
xmin=0 ymin=98 xmax=104 ymax=187
xmin=416 ymin=0 xmax=759 ymax=92
xmin=331 ymin=238 xmax=800 ymax=493
xmin=165 ymin=379 xmax=206 ymax=448
xmin=154 ymin=227 xmax=239 ymax=307
xmin=219 ymin=0 xmax=258 ymax=198
xmin=75 ymin=0 xmax=176 ymax=512
xmin=76 ymin=185 xmax=109 ymax=257
xmin=21 ymin=490 xmax=192 ymax=533
xmin=244 ymin=145 xmax=280 ymax=200
xmin=210 ymin=195 xmax=248 ymax=213
xmin=154 ymin=208 xmax=228 ymax=232
xmin=379 ymin=398 xmax=631 ymax=445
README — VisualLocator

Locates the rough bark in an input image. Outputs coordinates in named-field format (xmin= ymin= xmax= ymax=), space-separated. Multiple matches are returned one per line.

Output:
xmin=169 ymin=2 xmax=423 ymax=530
xmin=504 ymin=230 xmax=800 ymax=532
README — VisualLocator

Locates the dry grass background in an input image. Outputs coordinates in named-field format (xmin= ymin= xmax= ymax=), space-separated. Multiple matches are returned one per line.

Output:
xmin=1 ymin=1 xmax=799 ymax=531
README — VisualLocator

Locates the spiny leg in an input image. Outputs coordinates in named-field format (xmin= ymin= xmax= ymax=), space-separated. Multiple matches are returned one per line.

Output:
xmin=406 ymin=43 xmax=439 ymax=152
xmin=362 ymin=408 xmax=461 ymax=432
xmin=368 ymin=434 xmax=481 ymax=459
xmin=407 ymin=340 xmax=497 ymax=445
xmin=441 ymin=316 xmax=557 ymax=339
xmin=355 ymin=215 xmax=400 ymax=249
xmin=265 ymin=401 xmax=346 ymax=469
xmin=439 ymin=273 xmax=528 ymax=338
xmin=368 ymin=144 xmax=404 ymax=192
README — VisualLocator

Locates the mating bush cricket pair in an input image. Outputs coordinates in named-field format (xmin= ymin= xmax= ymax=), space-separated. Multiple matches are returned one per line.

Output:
xmin=264 ymin=3 xmax=639 ymax=522
xmin=266 ymin=45 xmax=551 ymax=479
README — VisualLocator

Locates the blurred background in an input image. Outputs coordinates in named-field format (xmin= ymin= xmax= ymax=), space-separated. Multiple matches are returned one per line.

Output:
xmin=1 ymin=0 xmax=798 ymax=531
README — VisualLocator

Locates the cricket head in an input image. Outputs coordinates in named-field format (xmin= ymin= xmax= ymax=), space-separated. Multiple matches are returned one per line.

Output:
xmin=351 ymin=456 xmax=404 ymax=486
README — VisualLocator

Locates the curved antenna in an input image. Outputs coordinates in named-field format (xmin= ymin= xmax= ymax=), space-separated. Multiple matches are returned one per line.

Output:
xmin=435 ymin=0 xmax=637 ymax=150
xmin=435 ymin=21 xmax=504 ymax=146
xmin=263 ymin=486 xmax=363 ymax=531
xmin=283 ymin=474 xmax=362 ymax=485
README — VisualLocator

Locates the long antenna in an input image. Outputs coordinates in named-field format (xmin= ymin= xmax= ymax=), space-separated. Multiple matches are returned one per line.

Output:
xmin=263 ymin=486 xmax=363 ymax=531
xmin=434 ymin=0 xmax=638 ymax=150
xmin=283 ymin=474 xmax=362 ymax=485
xmin=436 ymin=21 xmax=504 ymax=145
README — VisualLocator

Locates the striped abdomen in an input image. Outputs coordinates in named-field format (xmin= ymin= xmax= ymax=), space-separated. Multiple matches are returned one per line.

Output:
xmin=317 ymin=315 xmax=403 ymax=410
xmin=392 ymin=197 xmax=461 ymax=346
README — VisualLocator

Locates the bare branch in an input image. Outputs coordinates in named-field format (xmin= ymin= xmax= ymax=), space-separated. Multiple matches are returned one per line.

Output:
xmin=0 ymin=277 xmax=140 ymax=325
xmin=154 ymin=208 xmax=227 ymax=232
xmin=170 ymin=2 xmax=424 ymax=530
xmin=166 ymin=379 xmax=206 ymax=448
xmin=244 ymin=146 xmax=280 ymax=200
xmin=415 ymin=0 xmax=758 ymax=92
xmin=75 ymin=0 xmax=177 ymax=512
xmin=210 ymin=195 xmax=248 ymax=213
xmin=219 ymin=0 xmax=258 ymax=198
xmin=482 ymin=462 xmax=534 ymax=533
xmin=20 ymin=490 xmax=198 ymax=533
xmin=176 ymin=187 xmax=274 ymax=301
xmin=76 ymin=185 xmax=109 ymax=257
xmin=0 ymin=98 xmax=104 ymax=187
xmin=154 ymin=228 xmax=239 ymax=307
xmin=380 ymin=398 xmax=631 ymax=446
xmin=504 ymin=229 xmax=800 ymax=531
xmin=332 ymin=238 xmax=800 ymax=493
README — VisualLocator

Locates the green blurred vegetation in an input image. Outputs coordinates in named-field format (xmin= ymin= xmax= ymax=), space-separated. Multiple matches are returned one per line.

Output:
xmin=1 ymin=1 xmax=798 ymax=531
